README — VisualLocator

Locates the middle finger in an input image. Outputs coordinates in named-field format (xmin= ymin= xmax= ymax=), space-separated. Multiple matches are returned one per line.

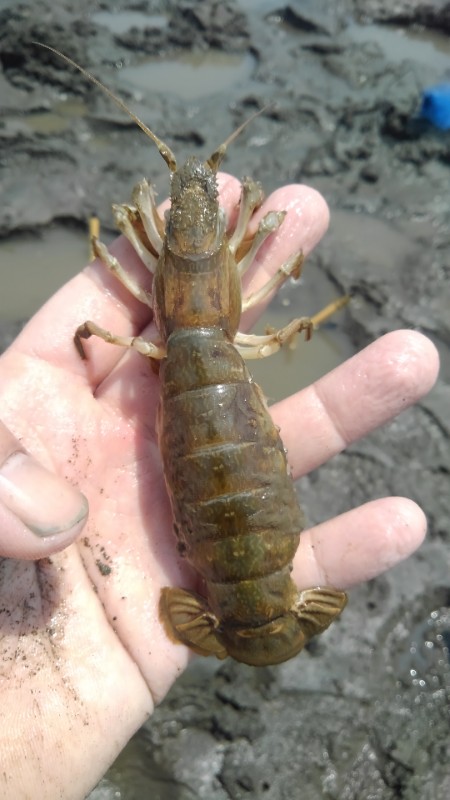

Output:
xmin=271 ymin=329 xmax=439 ymax=479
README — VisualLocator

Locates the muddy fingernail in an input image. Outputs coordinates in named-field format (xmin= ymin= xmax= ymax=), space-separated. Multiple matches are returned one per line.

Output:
xmin=0 ymin=451 xmax=88 ymax=537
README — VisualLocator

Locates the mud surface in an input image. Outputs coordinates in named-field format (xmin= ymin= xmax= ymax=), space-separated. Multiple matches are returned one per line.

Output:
xmin=0 ymin=1 xmax=449 ymax=798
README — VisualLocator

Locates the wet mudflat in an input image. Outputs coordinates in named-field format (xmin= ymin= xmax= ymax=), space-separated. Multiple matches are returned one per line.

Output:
xmin=0 ymin=1 xmax=449 ymax=798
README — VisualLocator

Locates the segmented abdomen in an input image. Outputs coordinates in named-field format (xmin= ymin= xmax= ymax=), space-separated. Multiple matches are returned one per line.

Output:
xmin=159 ymin=327 xmax=304 ymax=627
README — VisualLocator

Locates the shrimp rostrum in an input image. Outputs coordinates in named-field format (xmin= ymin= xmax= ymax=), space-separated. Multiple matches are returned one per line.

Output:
xmin=41 ymin=46 xmax=348 ymax=666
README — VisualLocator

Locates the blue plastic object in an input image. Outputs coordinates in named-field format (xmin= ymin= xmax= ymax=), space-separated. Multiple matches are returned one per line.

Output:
xmin=419 ymin=84 xmax=450 ymax=130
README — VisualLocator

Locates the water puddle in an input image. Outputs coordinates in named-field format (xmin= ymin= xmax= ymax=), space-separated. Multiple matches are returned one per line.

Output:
xmin=119 ymin=51 xmax=256 ymax=100
xmin=91 ymin=11 xmax=167 ymax=35
xmin=0 ymin=225 xmax=91 ymax=321
xmin=18 ymin=51 xmax=254 ymax=134
xmin=348 ymin=23 xmax=450 ymax=74
xmin=22 ymin=99 xmax=88 ymax=135
xmin=21 ymin=112 xmax=70 ymax=135
xmin=251 ymin=300 xmax=351 ymax=401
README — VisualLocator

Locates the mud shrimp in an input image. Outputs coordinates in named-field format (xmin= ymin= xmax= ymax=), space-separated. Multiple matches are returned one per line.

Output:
xmin=37 ymin=44 xmax=348 ymax=666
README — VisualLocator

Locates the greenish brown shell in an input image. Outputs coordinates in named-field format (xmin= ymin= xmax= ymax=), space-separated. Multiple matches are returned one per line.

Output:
xmin=159 ymin=329 xmax=303 ymax=625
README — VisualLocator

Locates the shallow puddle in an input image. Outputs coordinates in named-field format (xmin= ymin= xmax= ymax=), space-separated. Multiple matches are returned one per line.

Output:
xmin=348 ymin=23 xmax=450 ymax=73
xmin=22 ymin=99 xmax=88 ymax=135
xmin=119 ymin=51 xmax=256 ymax=100
xmin=0 ymin=225 xmax=91 ymax=321
xmin=92 ymin=10 xmax=167 ymax=35
xmin=253 ymin=320 xmax=349 ymax=401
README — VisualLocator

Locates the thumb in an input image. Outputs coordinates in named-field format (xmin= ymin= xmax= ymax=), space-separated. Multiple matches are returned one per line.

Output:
xmin=0 ymin=421 xmax=88 ymax=559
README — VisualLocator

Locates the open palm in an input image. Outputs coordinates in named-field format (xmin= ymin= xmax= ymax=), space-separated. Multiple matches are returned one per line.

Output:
xmin=0 ymin=176 xmax=438 ymax=799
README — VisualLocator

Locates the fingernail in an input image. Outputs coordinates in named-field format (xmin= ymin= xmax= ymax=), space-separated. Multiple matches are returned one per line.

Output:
xmin=0 ymin=451 xmax=88 ymax=537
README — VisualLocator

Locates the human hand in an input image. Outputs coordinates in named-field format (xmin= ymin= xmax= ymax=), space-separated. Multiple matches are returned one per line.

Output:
xmin=0 ymin=175 xmax=439 ymax=798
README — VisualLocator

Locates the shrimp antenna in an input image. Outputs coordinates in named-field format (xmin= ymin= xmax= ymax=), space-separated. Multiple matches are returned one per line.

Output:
xmin=206 ymin=106 xmax=270 ymax=172
xmin=32 ymin=42 xmax=177 ymax=172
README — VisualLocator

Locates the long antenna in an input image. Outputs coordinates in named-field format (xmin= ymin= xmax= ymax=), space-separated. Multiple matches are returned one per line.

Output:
xmin=207 ymin=107 xmax=270 ymax=172
xmin=32 ymin=42 xmax=177 ymax=171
